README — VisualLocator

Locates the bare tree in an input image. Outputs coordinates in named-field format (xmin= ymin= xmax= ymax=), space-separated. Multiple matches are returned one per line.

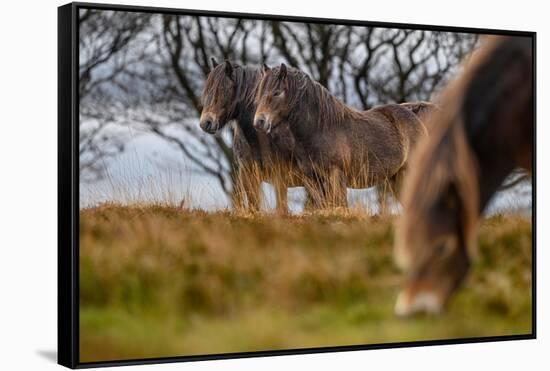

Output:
xmin=80 ymin=13 xmax=488 ymax=202
xmin=78 ymin=9 xmax=151 ymax=182
xmin=269 ymin=24 xmax=477 ymax=108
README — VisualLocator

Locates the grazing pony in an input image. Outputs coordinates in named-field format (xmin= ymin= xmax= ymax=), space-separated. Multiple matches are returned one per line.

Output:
xmin=254 ymin=63 xmax=428 ymax=208
xmin=394 ymin=36 xmax=533 ymax=316
xmin=199 ymin=59 xmax=304 ymax=212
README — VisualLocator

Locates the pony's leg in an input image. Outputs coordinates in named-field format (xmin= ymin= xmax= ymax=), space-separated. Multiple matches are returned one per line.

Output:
xmin=321 ymin=168 xmax=347 ymax=208
xmin=231 ymin=166 xmax=247 ymax=211
xmin=302 ymin=180 xmax=324 ymax=209
xmin=239 ymin=165 xmax=262 ymax=212
xmin=376 ymin=170 xmax=406 ymax=214
xmin=246 ymin=180 xmax=262 ymax=212
xmin=302 ymin=191 xmax=316 ymax=211
xmin=388 ymin=169 xmax=406 ymax=203
xmin=376 ymin=184 xmax=391 ymax=215
xmin=330 ymin=168 xmax=348 ymax=208
xmin=296 ymin=158 xmax=324 ymax=210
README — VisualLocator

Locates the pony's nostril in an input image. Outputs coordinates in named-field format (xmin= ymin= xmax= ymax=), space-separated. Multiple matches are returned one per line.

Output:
xmin=202 ymin=120 xmax=212 ymax=131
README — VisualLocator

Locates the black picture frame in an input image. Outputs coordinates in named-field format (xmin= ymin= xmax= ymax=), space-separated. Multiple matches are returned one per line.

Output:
xmin=58 ymin=2 xmax=537 ymax=368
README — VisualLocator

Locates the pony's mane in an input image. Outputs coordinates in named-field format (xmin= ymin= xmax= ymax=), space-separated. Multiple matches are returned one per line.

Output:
xmin=259 ymin=66 xmax=363 ymax=130
xmin=399 ymin=38 xmax=511 ymax=258
xmin=202 ymin=62 xmax=261 ymax=115
xmin=401 ymin=109 xmax=480 ymax=254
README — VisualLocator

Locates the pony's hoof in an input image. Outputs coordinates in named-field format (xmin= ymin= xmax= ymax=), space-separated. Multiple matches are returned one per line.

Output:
xmin=394 ymin=289 xmax=444 ymax=317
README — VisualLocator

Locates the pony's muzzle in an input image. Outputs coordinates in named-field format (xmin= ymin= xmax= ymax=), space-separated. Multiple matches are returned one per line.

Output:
xmin=199 ymin=113 xmax=220 ymax=134
xmin=394 ymin=287 xmax=444 ymax=317
xmin=253 ymin=114 xmax=271 ymax=133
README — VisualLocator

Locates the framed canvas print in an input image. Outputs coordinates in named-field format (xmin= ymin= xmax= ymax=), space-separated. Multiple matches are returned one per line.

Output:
xmin=58 ymin=2 xmax=536 ymax=368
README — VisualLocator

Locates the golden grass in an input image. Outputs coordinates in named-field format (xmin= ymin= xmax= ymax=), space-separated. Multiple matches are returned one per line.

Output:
xmin=229 ymin=159 xmax=399 ymax=213
xmin=79 ymin=205 xmax=532 ymax=362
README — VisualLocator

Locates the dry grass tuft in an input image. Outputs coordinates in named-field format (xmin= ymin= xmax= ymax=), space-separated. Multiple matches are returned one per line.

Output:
xmin=79 ymin=205 xmax=532 ymax=362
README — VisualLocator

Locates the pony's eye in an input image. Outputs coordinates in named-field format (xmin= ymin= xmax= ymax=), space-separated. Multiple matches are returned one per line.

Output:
xmin=273 ymin=90 xmax=282 ymax=97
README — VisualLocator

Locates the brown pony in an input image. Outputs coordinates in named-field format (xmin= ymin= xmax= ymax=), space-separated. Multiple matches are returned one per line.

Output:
xmin=394 ymin=36 xmax=533 ymax=316
xmin=199 ymin=59 xmax=304 ymax=212
xmin=254 ymin=63 xmax=428 ymax=208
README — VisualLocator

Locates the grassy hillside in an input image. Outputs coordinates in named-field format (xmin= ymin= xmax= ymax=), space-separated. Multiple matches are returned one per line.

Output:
xmin=79 ymin=205 xmax=532 ymax=362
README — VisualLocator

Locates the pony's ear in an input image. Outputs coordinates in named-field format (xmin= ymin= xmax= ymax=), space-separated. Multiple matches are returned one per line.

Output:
xmin=224 ymin=60 xmax=233 ymax=76
xmin=262 ymin=63 xmax=270 ymax=73
xmin=278 ymin=63 xmax=287 ymax=80
xmin=210 ymin=57 xmax=219 ymax=69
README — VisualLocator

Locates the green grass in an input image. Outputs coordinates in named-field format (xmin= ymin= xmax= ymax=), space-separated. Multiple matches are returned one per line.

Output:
xmin=79 ymin=205 xmax=532 ymax=362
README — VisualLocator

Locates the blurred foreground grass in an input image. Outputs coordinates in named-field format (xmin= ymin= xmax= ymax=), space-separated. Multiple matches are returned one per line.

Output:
xmin=79 ymin=205 xmax=532 ymax=362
